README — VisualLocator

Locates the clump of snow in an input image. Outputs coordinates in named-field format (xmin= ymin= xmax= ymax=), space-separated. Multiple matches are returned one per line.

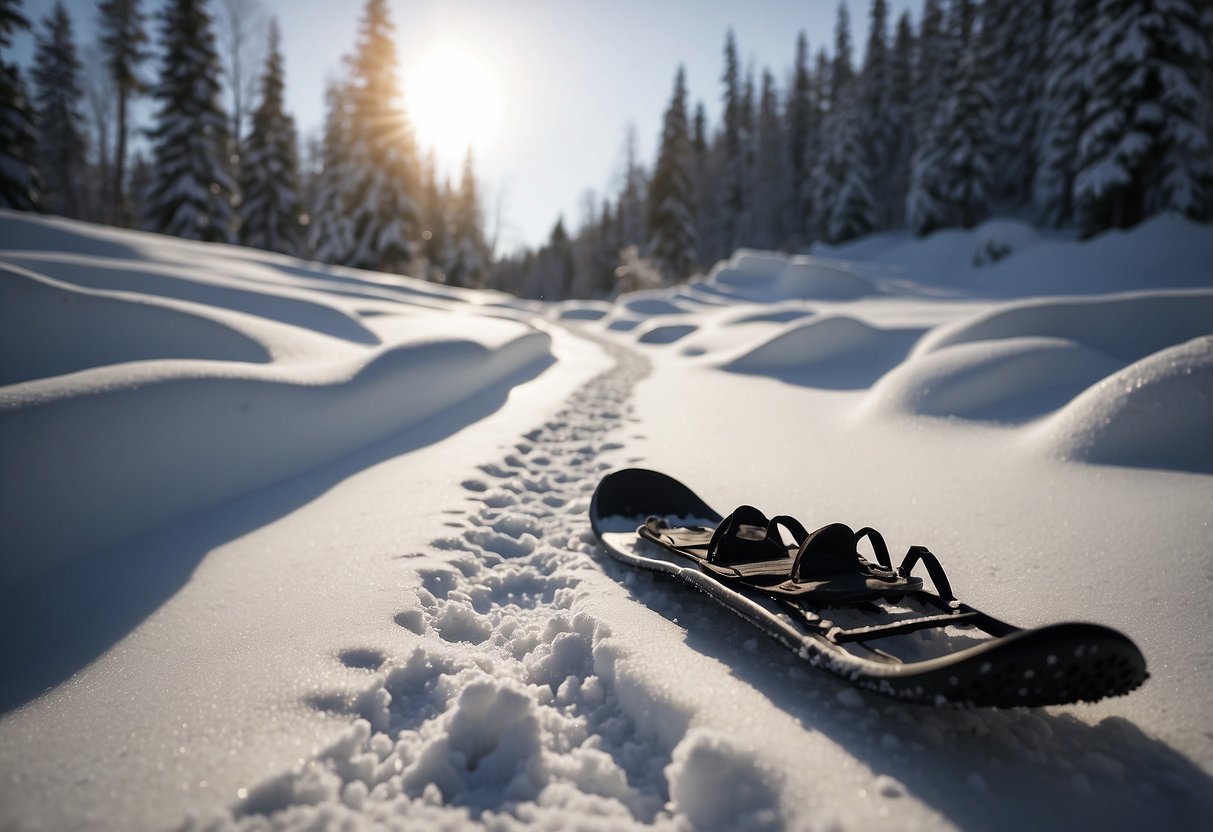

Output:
xmin=703 ymin=248 xmax=875 ymax=301
xmin=1033 ymin=336 xmax=1213 ymax=472
xmin=725 ymin=315 xmax=914 ymax=373
xmin=664 ymin=728 xmax=783 ymax=831
xmin=636 ymin=322 xmax=697 ymax=345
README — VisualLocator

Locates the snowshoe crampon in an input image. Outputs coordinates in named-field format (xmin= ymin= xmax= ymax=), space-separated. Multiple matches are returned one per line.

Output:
xmin=589 ymin=468 xmax=1147 ymax=708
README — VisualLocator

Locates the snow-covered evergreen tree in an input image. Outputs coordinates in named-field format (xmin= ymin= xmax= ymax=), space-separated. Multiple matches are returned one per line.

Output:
xmin=615 ymin=125 xmax=648 ymax=254
xmin=859 ymin=0 xmax=892 ymax=227
xmin=143 ymin=0 xmax=235 ymax=242
xmin=980 ymin=0 xmax=1049 ymax=212
xmin=907 ymin=0 xmax=992 ymax=234
xmin=238 ymin=18 xmax=301 ymax=255
xmin=647 ymin=66 xmax=697 ymax=281
xmin=812 ymin=94 xmax=877 ymax=243
xmin=719 ymin=30 xmax=746 ymax=255
xmin=754 ymin=68 xmax=788 ymax=249
xmin=31 ymin=2 xmax=86 ymax=219
xmin=310 ymin=79 xmax=353 ymax=264
xmin=342 ymin=0 xmax=420 ymax=273
xmin=785 ymin=32 xmax=814 ymax=247
xmin=0 ymin=0 xmax=40 ymax=211
xmin=418 ymin=149 xmax=450 ymax=282
xmin=911 ymin=0 xmax=946 ymax=145
xmin=97 ymin=0 xmax=149 ymax=224
xmin=688 ymin=101 xmax=717 ymax=265
xmin=446 ymin=148 xmax=491 ymax=289
xmin=1075 ymin=0 xmax=1212 ymax=234
xmin=1034 ymin=0 xmax=1092 ymax=227
xmin=885 ymin=11 xmax=916 ymax=229
xmin=830 ymin=1 xmax=854 ymax=106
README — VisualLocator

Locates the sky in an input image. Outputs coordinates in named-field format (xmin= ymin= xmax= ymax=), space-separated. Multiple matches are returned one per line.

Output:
xmin=12 ymin=0 xmax=916 ymax=252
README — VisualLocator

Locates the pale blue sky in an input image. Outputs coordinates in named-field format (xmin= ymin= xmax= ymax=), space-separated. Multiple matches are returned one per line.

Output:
xmin=13 ymin=0 xmax=916 ymax=251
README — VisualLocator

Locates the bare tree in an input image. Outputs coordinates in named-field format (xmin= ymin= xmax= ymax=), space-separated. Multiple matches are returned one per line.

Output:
xmin=215 ymin=0 xmax=266 ymax=158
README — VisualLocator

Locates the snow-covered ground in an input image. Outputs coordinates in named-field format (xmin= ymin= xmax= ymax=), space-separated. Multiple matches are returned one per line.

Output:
xmin=1 ymin=210 xmax=1211 ymax=830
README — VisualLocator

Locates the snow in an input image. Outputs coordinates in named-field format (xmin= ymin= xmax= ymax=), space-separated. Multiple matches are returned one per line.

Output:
xmin=2 ymin=210 xmax=1213 ymax=831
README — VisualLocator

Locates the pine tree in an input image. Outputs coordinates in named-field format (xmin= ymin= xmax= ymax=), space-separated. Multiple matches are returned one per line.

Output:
xmin=980 ymin=0 xmax=1049 ymax=212
xmin=754 ymin=68 xmax=788 ymax=249
xmin=418 ymin=149 xmax=450 ymax=281
xmin=0 ymin=0 xmax=40 ymax=210
xmin=238 ymin=18 xmax=301 ymax=254
xmin=144 ymin=0 xmax=235 ymax=242
xmin=1075 ymin=0 xmax=1212 ymax=234
xmin=31 ymin=2 xmax=87 ymax=218
xmin=813 ymin=95 xmax=877 ymax=243
xmin=719 ymin=30 xmax=746 ymax=254
xmin=97 ymin=0 xmax=149 ymax=224
xmin=647 ymin=66 xmax=697 ymax=281
xmin=342 ymin=0 xmax=420 ymax=273
xmin=859 ymin=0 xmax=892 ymax=227
xmin=1034 ymin=0 xmax=1092 ymax=227
xmin=310 ymin=79 xmax=353 ymax=264
xmin=906 ymin=0 xmax=992 ymax=234
xmin=689 ymin=101 xmax=718 ymax=266
xmin=885 ymin=11 xmax=916 ymax=228
xmin=911 ymin=0 xmax=946 ymax=144
xmin=615 ymin=124 xmax=648 ymax=252
xmin=831 ymin=1 xmax=854 ymax=106
xmin=785 ymin=32 xmax=814 ymax=246
xmin=446 ymin=148 xmax=491 ymax=289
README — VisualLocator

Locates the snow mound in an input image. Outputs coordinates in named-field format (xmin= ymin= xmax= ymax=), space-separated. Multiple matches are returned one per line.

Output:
xmin=552 ymin=300 xmax=612 ymax=321
xmin=771 ymin=258 xmax=875 ymax=300
xmin=0 ymin=212 xmax=554 ymax=588
xmin=722 ymin=316 xmax=921 ymax=388
xmin=865 ymin=336 xmax=1124 ymax=421
xmin=727 ymin=308 xmax=814 ymax=326
xmin=617 ymin=292 xmax=691 ymax=316
xmin=0 ymin=263 xmax=271 ymax=386
xmin=1032 ymin=336 xmax=1213 ymax=472
xmin=636 ymin=322 xmax=697 ymax=345
xmin=704 ymin=249 xmax=874 ymax=300
xmin=913 ymin=290 xmax=1213 ymax=364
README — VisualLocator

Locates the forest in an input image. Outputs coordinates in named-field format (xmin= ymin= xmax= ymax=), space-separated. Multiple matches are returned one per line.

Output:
xmin=2 ymin=0 xmax=1211 ymax=299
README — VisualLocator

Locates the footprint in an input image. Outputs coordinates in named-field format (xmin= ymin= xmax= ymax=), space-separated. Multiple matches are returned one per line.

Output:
xmin=337 ymin=647 xmax=387 ymax=670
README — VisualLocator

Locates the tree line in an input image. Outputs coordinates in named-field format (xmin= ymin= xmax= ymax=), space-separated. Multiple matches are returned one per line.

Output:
xmin=0 ymin=0 xmax=492 ymax=287
xmin=491 ymin=0 xmax=1213 ymax=300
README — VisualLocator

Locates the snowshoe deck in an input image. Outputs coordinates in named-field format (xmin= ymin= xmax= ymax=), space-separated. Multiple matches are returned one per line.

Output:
xmin=589 ymin=468 xmax=1148 ymax=708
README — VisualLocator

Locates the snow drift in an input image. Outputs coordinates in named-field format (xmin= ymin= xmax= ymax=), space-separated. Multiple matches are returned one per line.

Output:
xmin=0 ymin=212 xmax=552 ymax=587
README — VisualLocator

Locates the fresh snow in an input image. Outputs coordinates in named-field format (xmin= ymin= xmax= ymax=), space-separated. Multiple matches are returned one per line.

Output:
xmin=1 ymin=210 xmax=1212 ymax=831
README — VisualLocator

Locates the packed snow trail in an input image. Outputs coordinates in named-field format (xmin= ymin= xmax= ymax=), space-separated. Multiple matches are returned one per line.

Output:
xmin=181 ymin=333 xmax=1213 ymax=832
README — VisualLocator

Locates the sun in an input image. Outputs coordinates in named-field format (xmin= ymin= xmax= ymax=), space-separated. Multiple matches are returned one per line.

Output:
xmin=405 ymin=45 xmax=502 ymax=169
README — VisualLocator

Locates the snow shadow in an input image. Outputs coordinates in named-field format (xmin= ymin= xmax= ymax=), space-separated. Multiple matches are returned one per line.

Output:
xmin=0 ymin=355 xmax=553 ymax=715
xmin=627 ymin=569 xmax=1213 ymax=829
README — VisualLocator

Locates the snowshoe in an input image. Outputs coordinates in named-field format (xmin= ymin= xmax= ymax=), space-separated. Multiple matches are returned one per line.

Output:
xmin=589 ymin=468 xmax=1148 ymax=708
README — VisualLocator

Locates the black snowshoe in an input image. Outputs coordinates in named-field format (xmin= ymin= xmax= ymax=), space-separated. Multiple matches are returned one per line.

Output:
xmin=590 ymin=468 xmax=1148 ymax=708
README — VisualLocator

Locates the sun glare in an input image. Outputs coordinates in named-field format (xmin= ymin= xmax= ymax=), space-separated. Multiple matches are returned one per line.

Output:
xmin=406 ymin=45 xmax=502 ymax=169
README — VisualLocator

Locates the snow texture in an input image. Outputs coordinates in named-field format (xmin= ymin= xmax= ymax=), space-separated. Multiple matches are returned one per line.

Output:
xmin=1 ymin=210 xmax=1212 ymax=832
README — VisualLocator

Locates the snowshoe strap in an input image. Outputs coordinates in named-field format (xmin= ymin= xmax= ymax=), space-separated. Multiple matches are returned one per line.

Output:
xmin=707 ymin=506 xmax=806 ymax=564
xmin=791 ymin=523 xmax=864 ymax=581
xmin=854 ymin=526 xmax=893 ymax=570
xmin=899 ymin=545 xmax=955 ymax=602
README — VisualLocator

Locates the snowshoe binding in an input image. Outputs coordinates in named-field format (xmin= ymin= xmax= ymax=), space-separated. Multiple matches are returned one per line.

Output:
xmin=590 ymin=468 xmax=1148 ymax=708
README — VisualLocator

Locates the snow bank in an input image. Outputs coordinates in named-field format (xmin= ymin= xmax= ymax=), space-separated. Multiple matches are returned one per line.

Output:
xmin=1032 ymin=336 xmax=1213 ymax=472
xmin=704 ymin=249 xmax=875 ymax=300
xmin=724 ymin=315 xmax=911 ymax=373
xmin=865 ymin=336 xmax=1124 ymax=421
xmin=0 ymin=212 xmax=553 ymax=587
xmin=912 ymin=290 xmax=1213 ymax=364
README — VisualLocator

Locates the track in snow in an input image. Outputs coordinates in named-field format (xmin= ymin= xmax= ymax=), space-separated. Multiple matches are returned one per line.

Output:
xmin=180 ymin=339 xmax=773 ymax=830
